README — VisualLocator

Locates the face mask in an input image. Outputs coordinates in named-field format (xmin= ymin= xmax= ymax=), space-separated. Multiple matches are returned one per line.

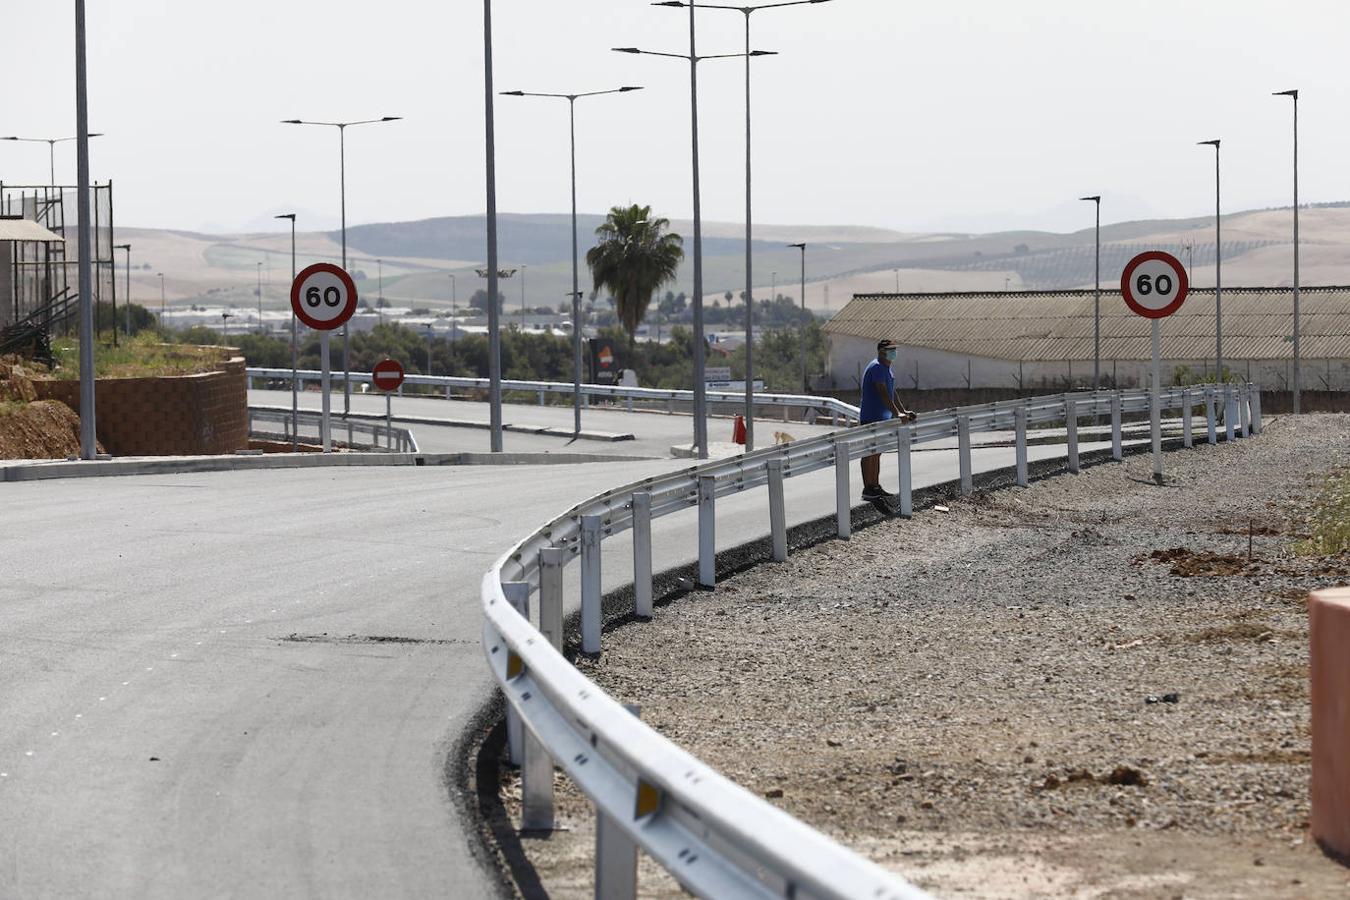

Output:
xmin=884 ymin=349 xmax=898 ymax=362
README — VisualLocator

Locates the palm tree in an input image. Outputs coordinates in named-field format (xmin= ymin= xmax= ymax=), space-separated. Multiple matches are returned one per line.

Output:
xmin=586 ymin=204 xmax=684 ymax=344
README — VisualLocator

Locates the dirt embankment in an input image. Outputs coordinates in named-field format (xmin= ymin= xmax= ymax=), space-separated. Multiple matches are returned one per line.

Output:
xmin=0 ymin=357 xmax=103 ymax=459
xmin=495 ymin=414 xmax=1350 ymax=899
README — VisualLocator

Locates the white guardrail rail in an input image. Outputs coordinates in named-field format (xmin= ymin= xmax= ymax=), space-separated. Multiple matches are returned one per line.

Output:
xmin=247 ymin=406 xmax=418 ymax=453
xmin=479 ymin=383 xmax=1260 ymax=899
xmin=244 ymin=367 xmax=861 ymax=426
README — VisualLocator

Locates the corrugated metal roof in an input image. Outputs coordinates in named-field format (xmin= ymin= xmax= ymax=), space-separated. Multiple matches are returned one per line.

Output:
xmin=0 ymin=217 xmax=63 ymax=242
xmin=824 ymin=287 xmax=1350 ymax=362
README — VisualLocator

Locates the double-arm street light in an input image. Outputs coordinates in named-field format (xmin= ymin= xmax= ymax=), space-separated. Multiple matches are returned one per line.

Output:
xmin=275 ymin=213 xmax=298 ymax=449
xmin=1079 ymin=195 xmax=1101 ymax=390
xmin=1198 ymin=139 xmax=1223 ymax=379
xmin=615 ymin=21 xmax=775 ymax=459
xmin=2 ymin=133 xmax=104 ymax=186
xmin=1273 ymin=89 xmax=1300 ymax=413
xmin=281 ymin=115 xmax=401 ymax=416
xmin=653 ymin=0 xmax=830 ymax=452
xmin=501 ymin=85 xmax=644 ymax=439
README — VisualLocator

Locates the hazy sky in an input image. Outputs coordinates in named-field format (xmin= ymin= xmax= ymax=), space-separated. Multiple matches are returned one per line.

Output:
xmin=7 ymin=1 xmax=1350 ymax=236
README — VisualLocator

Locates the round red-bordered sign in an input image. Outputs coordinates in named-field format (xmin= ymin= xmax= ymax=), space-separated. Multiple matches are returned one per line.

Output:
xmin=290 ymin=262 xmax=359 ymax=331
xmin=1120 ymin=250 xmax=1189 ymax=319
xmin=372 ymin=358 xmax=405 ymax=392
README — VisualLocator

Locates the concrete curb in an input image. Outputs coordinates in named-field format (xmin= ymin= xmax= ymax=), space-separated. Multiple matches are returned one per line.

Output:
xmin=250 ymin=405 xmax=635 ymax=443
xmin=0 ymin=449 xmax=657 ymax=482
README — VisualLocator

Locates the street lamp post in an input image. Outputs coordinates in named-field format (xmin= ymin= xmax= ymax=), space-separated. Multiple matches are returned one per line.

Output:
xmin=448 ymin=273 xmax=458 ymax=367
xmin=114 ymin=243 xmax=131 ymax=336
xmin=1274 ymin=89 xmax=1300 ymax=413
xmin=1198 ymin=139 xmax=1223 ymax=378
xmin=281 ymin=115 xmax=401 ymax=417
xmin=502 ymin=85 xmax=643 ymax=439
xmin=1080 ymin=195 xmax=1101 ymax=391
xmin=615 ymin=31 xmax=773 ymax=459
xmin=1 ymin=133 xmax=105 ymax=186
xmin=73 ymin=0 xmax=97 ymax=460
xmin=256 ymin=261 xmax=263 ymax=332
xmin=157 ymin=272 xmax=165 ymax=324
xmin=655 ymin=0 xmax=828 ymax=451
xmin=476 ymin=264 xmax=517 ymax=392
xmin=275 ymin=213 xmax=297 ymax=449
xmin=520 ymin=264 xmax=527 ymax=332
xmin=221 ymin=311 xmax=233 ymax=342
xmin=790 ymin=242 xmax=807 ymax=391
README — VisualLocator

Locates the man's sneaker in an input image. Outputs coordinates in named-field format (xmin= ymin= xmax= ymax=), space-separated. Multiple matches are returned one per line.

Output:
xmin=861 ymin=484 xmax=885 ymax=500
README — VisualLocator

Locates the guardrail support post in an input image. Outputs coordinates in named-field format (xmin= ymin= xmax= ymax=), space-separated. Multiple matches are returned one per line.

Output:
xmin=502 ymin=581 xmax=530 ymax=767
xmin=1223 ymin=385 xmax=1236 ymax=442
xmin=697 ymin=476 xmax=716 ymax=588
xmin=897 ymin=425 xmax=913 ymax=519
xmin=834 ymin=440 xmax=852 ymax=539
xmin=581 ymin=516 xmax=603 ymax=654
xmin=1065 ymin=398 xmax=1079 ymax=474
xmin=594 ymin=705 xmax=642 ymax=899
xmin=767 ymin=458 xmax=787 ymax=561
xmin=1251 ymin=386 xmax=1263 ymax=434
xmin=1181 ymin=389 xmax=1193 ymax=448
xmin=782 ymin=405 xmax=789 ymax=423
xmin=1110 ymin=393 xmax=1123 ymax=460
xmin=626 ymin=395 xmax=634 ymax=414
xmin=632 ymin=492 xmax=653 ymax=618
xmin=446 ymin=385 xmax=452 ymax=401
xmin=538 ymin=389 xmax=545 ymax=406
xmin=1014 ymin=406 xmax=1028 ymax=487
xmin=1239 ymin=385 xmax=1251 ymax=436
xmin=1205 ymin=388 xmax=1217 ymax=445
xmin=957 ymin=416 xmax=973 ymax=496
xmin=539 ymin=547 xmax=565 ymax=652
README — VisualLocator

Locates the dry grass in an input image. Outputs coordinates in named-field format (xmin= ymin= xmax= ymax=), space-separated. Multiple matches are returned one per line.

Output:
xmin=49 ymin=335 xmax=231 ymax=380
xmin=1296 ymin=467 xmax=1350 ymax=556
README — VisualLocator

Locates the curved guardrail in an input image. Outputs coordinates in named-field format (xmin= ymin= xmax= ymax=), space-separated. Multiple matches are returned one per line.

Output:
xmin=480 ymin=383 xmax=1261 ymax=898
xmin=247 ymin=406 xmax=418 ymax=453
xmin=244 ymin=367 xmax=860 ymax=426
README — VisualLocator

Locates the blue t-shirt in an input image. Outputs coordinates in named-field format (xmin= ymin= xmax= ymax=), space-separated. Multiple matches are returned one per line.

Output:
xmin=859 ymin=359 xmax=894 ymax=424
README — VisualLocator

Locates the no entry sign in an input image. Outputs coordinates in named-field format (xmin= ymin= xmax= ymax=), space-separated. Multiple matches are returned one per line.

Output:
xmin=373 ymin=358 xmax=405 ymax=392
xmin=291 ymin=262 xmax=358 ymax=331
xmin=1120 ymin=251 xmax=1189 ymax=319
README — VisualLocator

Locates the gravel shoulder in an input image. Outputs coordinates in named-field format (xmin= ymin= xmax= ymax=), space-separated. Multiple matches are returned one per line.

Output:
xmin=496 ymin=414 xmax=1350 ymax=899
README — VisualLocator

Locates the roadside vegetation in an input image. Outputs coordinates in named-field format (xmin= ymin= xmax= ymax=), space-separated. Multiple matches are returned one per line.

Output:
xmin=1297 ymin=465 xmax=1350 ymax=555
xmin=49 ymin=332 xmax=232 ymax=379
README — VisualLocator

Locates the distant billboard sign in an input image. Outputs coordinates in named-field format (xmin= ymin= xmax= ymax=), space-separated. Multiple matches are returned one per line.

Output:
xmin=588 ymin=338 xmax=622 ymax=385
xmin=704 ymin=366 xmax=732 ymax=383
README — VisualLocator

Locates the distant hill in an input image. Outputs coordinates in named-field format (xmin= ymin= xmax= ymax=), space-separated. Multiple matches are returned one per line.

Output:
xmin=116 ymin=205 xmax=1350 ymax=317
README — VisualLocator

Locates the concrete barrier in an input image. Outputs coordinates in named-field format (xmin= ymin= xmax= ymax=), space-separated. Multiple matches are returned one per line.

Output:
xmin=1311 ymin=586 xmax=1350 ymax=858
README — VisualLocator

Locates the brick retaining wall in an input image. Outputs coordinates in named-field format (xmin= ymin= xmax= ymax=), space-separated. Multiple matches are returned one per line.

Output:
xmin=35 ymin=357 xmax=248 ymax=456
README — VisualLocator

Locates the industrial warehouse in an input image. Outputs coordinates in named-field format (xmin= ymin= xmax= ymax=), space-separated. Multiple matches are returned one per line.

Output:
xmin=823 ymin=285 xmax=1350 ymax=397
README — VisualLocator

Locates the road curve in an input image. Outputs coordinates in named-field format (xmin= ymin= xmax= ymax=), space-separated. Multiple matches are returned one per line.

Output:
xmin=0 ymin=434 xmax=1093 ymax=897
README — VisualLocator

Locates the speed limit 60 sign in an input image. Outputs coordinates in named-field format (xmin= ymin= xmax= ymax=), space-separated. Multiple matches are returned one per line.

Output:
xmin=291 ymin=262 xmax=359 ymax=331
xmin=1120 ymin=251 xmax=1188 ymax=319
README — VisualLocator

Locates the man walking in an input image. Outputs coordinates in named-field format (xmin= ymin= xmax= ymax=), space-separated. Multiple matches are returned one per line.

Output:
xmin=859 ymin=338 xmax=916 ymax=500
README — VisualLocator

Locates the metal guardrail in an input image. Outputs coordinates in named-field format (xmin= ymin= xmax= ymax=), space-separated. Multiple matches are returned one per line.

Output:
xmin=247 ymin=406 xmax=418 ymax=453
xmin=479 ymin=383 xmax=1260 ymax=899
xmin=244 ymin=367 xmax=861 ymax=426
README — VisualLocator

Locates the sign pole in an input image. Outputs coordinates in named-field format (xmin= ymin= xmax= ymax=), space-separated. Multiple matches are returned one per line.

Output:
xmin=320 ymin=331 xmax=332 ymax=453
xmin=386 ymin=392 xmax=393 ymax=450
xmin=1151 ymin=318 xmax=1162 ymax=484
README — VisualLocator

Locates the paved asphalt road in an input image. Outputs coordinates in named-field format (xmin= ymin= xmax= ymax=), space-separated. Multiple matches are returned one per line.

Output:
xmin=247 ymin=389 xmax=843 ymax=457
xmin=0 ymin=433 xmax=1098 ymax=897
